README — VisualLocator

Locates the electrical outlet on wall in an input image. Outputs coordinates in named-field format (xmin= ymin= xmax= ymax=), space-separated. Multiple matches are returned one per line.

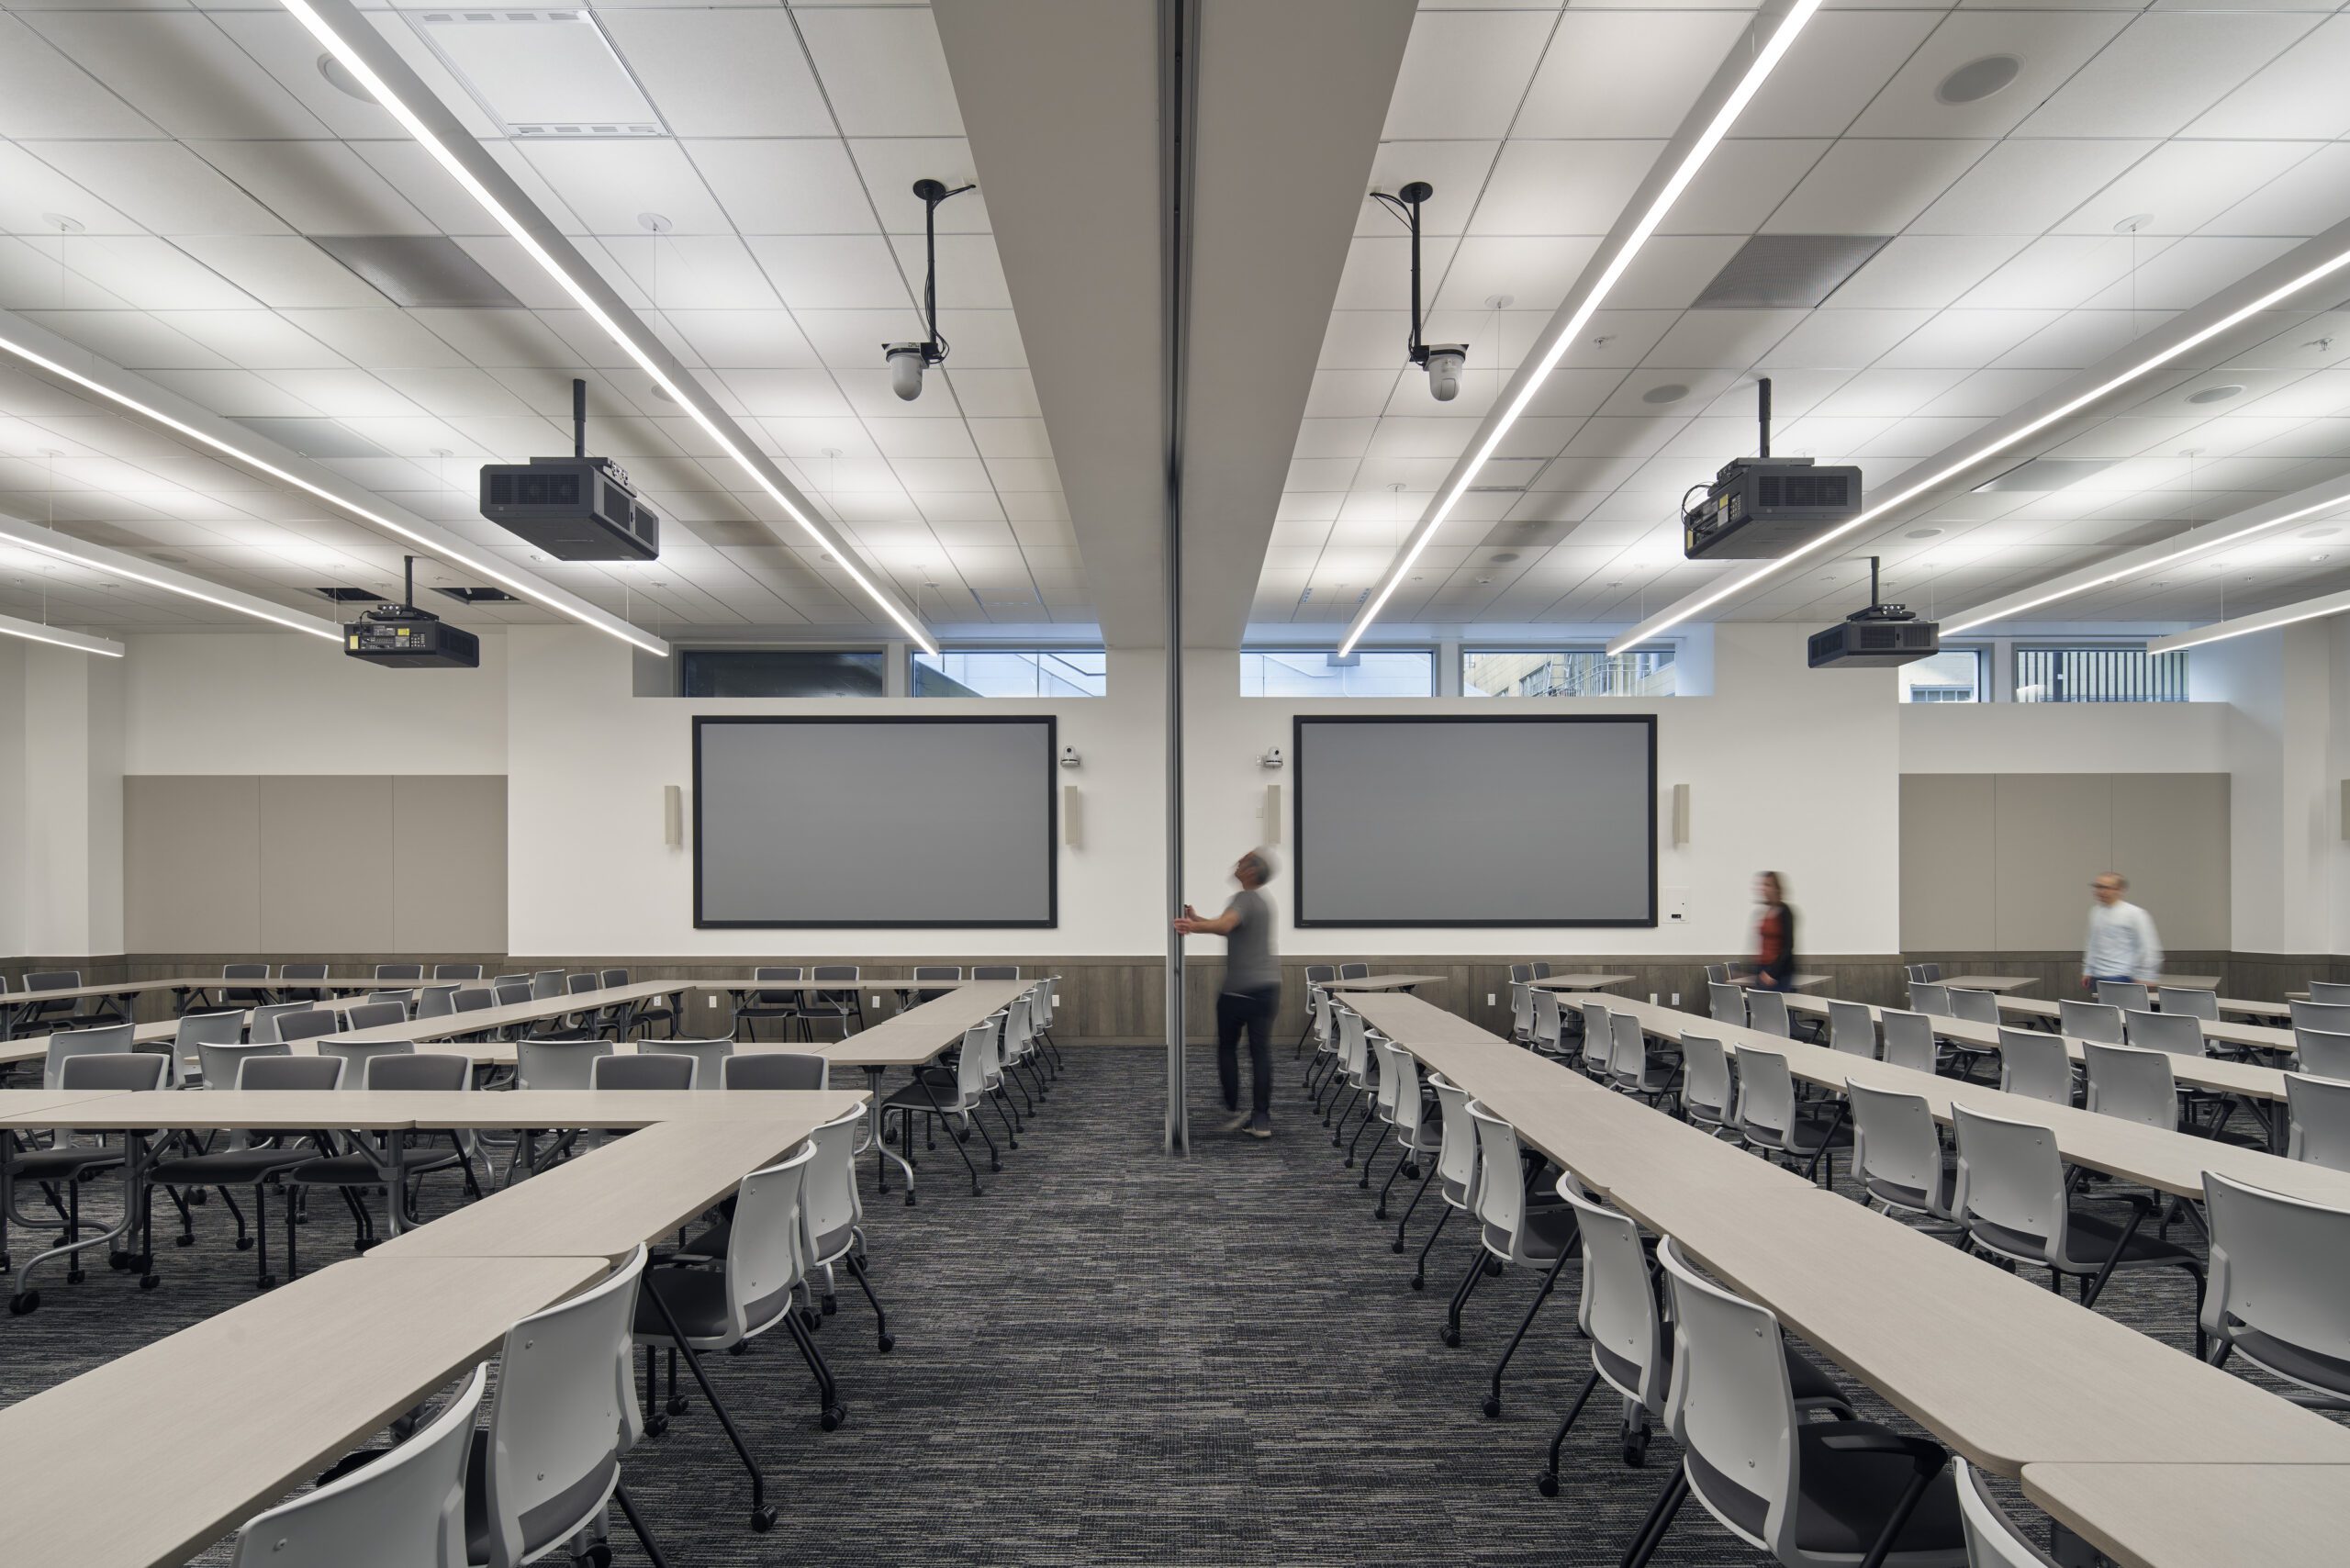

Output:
xmin=1486 ymin=992 xmax=1495 ymax=1006
xmin=872 ymin=994 xmax=882 ymax=1010
xmin=1671 ymin=992 xmax=1680 ymax=1006
xmin=1663 ymin=886 xmax=1690 ymax=924
xmin=705 ymin=994 xmax=718 ymax=1007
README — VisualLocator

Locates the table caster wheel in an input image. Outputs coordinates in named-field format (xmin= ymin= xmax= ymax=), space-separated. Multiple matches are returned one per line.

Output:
xmin=1374 ymin=1205 xmax=1388 ymax=1219
xmin=67 ymin=1268 xmax=85 ymax=1285
xmin=8 ymin=1290 xmax=38 ymax=1315
xmin=666 ymin=1394 xmax=688 ymax=1416
xmin=821 ymin=1294 xmax=838 ymax=1316
xmin=256 ymin=1274 xmax=277 ymax=1291
xmin=1537 ymin=1472 xmax=1559 ymax=1497
xmin=751 ymin=1506 xmax=777 ymax=1532
xmin=643 ymin=1413 xmax=668 ymax=1439
xmin=107 ymin=1249 xmax=129 ymax=1271
xmin=1439 ymin=1325 xmax=1460 ymax=1347
xmin=877 ymin=1332 xmax=895 ymax=1352
xmin=174 ymin=1235 xmax=195 ymax=1249
xmin=234 ymin=1237 xmax=253 ymax=1252
xmin=1409 ymin=1275 xmax=1425 ymax=1291
xmin=1483 ymin=1395 xmax=1501 ymax=1419
xmin=904 ymin=1192 xmax=918 ymax=1207
xmin=140 ymin=1272 xmax=160 ymax=1290
xmin=580 ymin=1545 xmax=612 ymax=1568
xmin=1391 ymin=1238 xmax=1404 ymax=1253
xmin=1623 ymin=1430 xmax=1650 ymax=1467
xmin=821 ymin=1404 xmax=847 ymax=1431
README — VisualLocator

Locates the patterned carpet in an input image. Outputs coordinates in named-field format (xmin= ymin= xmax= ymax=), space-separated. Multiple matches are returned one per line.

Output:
xmin=0 ymin=1038 xmax=2314 ymax=1565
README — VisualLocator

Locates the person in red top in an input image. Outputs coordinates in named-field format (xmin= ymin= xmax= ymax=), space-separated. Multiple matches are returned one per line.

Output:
xmin=1749 ymin=871 xmax=1797 ymax=991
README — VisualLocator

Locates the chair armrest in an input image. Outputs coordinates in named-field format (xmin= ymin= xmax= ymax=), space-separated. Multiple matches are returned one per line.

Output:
xmin=1817 ymin=1428 xmax=1948 ymax=1475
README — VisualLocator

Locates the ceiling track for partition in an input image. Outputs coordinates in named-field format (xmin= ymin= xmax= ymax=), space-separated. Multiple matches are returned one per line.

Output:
xmin=1161 ymin=0 xmax=1199 ymax=1157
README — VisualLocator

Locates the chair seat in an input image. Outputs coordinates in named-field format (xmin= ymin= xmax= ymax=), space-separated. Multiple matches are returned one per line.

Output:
xmin=1972 ymin=1207 xmax=2200 ymax=1274
xmin=1866 ymin=1161 xmax=1956 ymax=1216
xmin=2230 ymin=1323 xmax=2350 ymax=1397
xmin=7 ymin=1145 xmax=127 ymax=1181
xmin=1487 ymin=1204 xmax=1580 ymax=1263
xmin=1605 ymin=1337 xmax=1850 ymax=1416
xmin=1688 ymin=1421 xmax=1964 ymax=1561
xmin=883 ymin=1081 xmax=968 ymax=1113
xmin=632 ymin=1267 xmax=733 ymax=1341
xmin=149 ymin=1146 xmax=314 ymax=1183
xmin=464 ymin=1428 xmax=615 ymax=1567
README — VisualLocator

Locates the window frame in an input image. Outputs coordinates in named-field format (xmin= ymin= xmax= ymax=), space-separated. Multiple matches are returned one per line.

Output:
xmin=909 ymin=645 xmax=1109 ymax=699
xmin=1895 ymin=644 xmax=1990 ymax=705
xmin=1458 ymin=643 xmax=1681 ymax=700
xmin=1237 ymin=645 xmax=1440 ymax=699
xmin=2010 ymin=641 xmax=2189 ymax=704
xmin=674 ymin=644 xmax=890 ymax=699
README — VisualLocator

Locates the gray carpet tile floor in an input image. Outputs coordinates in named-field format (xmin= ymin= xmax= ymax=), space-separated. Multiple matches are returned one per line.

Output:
xmin=0 ymin=1038 xmax=2332 ymax=1565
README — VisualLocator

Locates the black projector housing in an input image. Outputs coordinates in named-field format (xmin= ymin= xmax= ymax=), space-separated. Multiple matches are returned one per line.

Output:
xmin=1684 ymin=456 xmax=1864 ymax=560
xmin=1807 ymin=606 xmax=1940 ymax=669
xmin=344 ymin=604 xmax=481 ymax=669
xmin=478 ymin=454 xmax=661 ymax=563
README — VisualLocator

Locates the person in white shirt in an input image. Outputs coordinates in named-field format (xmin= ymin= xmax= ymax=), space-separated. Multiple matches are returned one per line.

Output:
xmin=2083 ymin=872 xmax=2164 ymax=987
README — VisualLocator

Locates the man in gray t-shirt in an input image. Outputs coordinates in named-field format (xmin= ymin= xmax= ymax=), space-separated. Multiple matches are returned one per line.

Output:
xmin=1175 ymin=847 xmax=1282 ymax=1138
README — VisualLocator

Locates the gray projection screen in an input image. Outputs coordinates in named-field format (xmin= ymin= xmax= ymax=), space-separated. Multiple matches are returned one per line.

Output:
xmin=694 ymin=716 xmax=1057 ymax=928
xmin=1292 ymin=715 xmax=1656 ymax=927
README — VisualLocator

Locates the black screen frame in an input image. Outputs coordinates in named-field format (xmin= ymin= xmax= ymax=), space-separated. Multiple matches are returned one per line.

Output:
xmin=691 ymin=713 xmax=1059 ymax=930
xmin=1290 ymin=712 xmax=1659 ymax=929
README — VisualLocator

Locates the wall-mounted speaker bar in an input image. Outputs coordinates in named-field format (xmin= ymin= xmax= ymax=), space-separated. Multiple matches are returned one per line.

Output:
xmin=1064 ymin=783 xmax=1082 ymax=848
xmin=1265 ymin=782 xmax=1282 ymax=844
xmin=663 ymin=783 xmax=684 ymax=848
xmin=1671 ymin=782 xmax=1690 ymax=847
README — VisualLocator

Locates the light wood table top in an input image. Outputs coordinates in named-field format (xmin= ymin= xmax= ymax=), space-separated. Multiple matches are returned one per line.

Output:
xmin=1529 ymin=973 xmax=1637 ymax=991
xmin=2156 ymin=974 xmax=2223 ymax=990
xmin=2020 ymin=1463 xmax=2350 ymax=1568
xmin=2222 ymin=996 xmax=2294 ymax=1020
xmin=1350 ymin=993 xmax=2350 ymax=1476
xmin=0 ymin=1087 xmax=130 ymax=1119
xmin=0 ymin=1087 xmax=865 ymax=1132
xmin=817 ymin=980 xmax=1031 ymax=1069
xmin=1324 ymin=974 xmax=1445 ymax=991
xmin=0 ymin=1254 xmax=605 ymax=1568
xmin=1735 ymin=972 xmax=1830 ymax=990
xmin=723 ymin=978 xmax=964 ymax=993
xmin=0 ymin=975 xmax=423 ymax=1006
xmin=374 ymin=1108 xmax=856 ymax=1261
xmin=1936 ymin=974 xmax=2037 ymax=992
xmin=330 ymin=980 xmax=687 ymax=1047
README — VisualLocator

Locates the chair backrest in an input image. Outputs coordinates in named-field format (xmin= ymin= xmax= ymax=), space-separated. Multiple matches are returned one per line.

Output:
xmin=912 ymin=965 xmax=962 ymax=982
xmin=1335 ymin=1007 xmax=1368 ymax=1078
xmin=173 ymin=1010 xmax=245 ymax=1083
xmin=367 ymin=1051 xmax=468 ymax=1092
xmin=714 ymin=1049 xmax=822 ymax=1092
xmin=800 ymin=1106 xmax=865 ymax=1267
xmin=1948 ymin=987 xmax=1999 ymax=1025
xmin=751 ymin=965 xmax=803 ymax=1002
xmin=1608 ymin=1011 xmax=1653 ymax=1091
xmin=2096 ymin=980 xmax=2151 ymax=1012
xmin=229 ymin=1361 xmax=487 ymax=1568
xmin=1578 ymin=1001 xmax=1613 ymax=1077
xmin=638 ymin=1036 xmax=732 ymax=1089
xmin=1847 ymin=1081 xmax=1944 ymax=1211
xmin=41 ymin=1022 xmax=136 ymax=1090
xmin=1508 ymin=963 xmax=1533 ymax=983
xmin=1903 ymin=964 xmax=1925 ymax=982
xmin=1464 ymin=1100 xmax=1533 ymax=1256
xmin=432 ymin=963 xmax=483 ymax=981
xmin=1529 ymin=988 xmax=1561 ymax=1051
xmin=529 ymin=969 xmax=565 ymax=1001
xmin=2082 ymin=1040 xmax=2177 ymax=1130
xmin=59 ymin=1051 xmax=171 ymax=1092
xmin=1996 ymin=1027 xmax=2073 ymax=1105
xmin=279 ymin=962 xmax=328 ymax=983
xmin=1909 ymin=981 xmax=1952 ymax=1016
xmin=24 ymin=968 xmax=81 ymax=991
xmin=456 ymin=987 xmax=499 ymax=1014
xmin=2123 ymin=1006 xmax=2203 ymax=1058
xmin=342 ymin=1001 xmax=408 ymax=1033
xmin=591 ymin=1052 xmax=695 ymax=1091
xmin=1680 ymin=1032 xmax=1732 ymax=1121
xmin=1302 ymin=964 xmax=1337 ymax=985
xmin=1706 ymin=980 xmax=1744 ymax=1025
xmin=1338 ymin=963 xmax=1370 ymax=980
xmin=1825 ymin=1000 xmax=1874 ymax=1057
xmin=565 ymin=972 xmax=600 ymax=996
xmin=222 ymin=962 xmax=270 ymax=981
xmin=599 ymin=968 xmax=630 ymax=989
xmin=2200 ymin=1170 xmax=2350 ymax=1399
xmin=1735 ymin=1047 xmax=1797 ymax=1138
xmin=2058 ymin=1000 xmax=2125 ymax=1044
xmin=239 ymin=1055 xmax=347 ymax=1091
xmin=1557 ymin=1176 xmax=1667 ymax=1412
xmin=1705 ymin=962 xmax=1729 ymax=983
xmin=489 ymin=979 xmax=530 ymax=1007
xmin=711 ymin=1146 xmax=816 ymax=1345
xmin=199 ymin=1040 xmax=289 ymax=1091
xmin=811 ymin=964 xmax=858 ymax=984
xmin=970 ymin=964 xmax=1019 ymax=980
xmin=476 ymin=1249 xmax=646 ymax=1568
xmin=1951 ymin=1103 xmax=2071 ymax=1265
xmin=375 ymin=963 xmax=425 ymax=982
xmin=2156 ymin=986 xmax=2218 ymax=1021
xmin=2307 ymin=980 xmax=2350 ymax=1005
xmin=2291 ymin=999 xmax=2350 ymax=1036
xmin=2285 ymin=1072 xmax=2350 ymax=1171
xmin=1657 ymin=1235 xmax=1802 ymax=1560
xmin=957 ymin=1019 xmax=997 ymax=1103
xmin=1510 ymin=981 xmax=1534 ymax=1041
xmin=516 ymin=1036 xmax=613 ymax=1091
xmin=1744 ymin=989 xmax=1791 ymax=1038
xmin=1385 ymin=1042 xmax=1431 ymax=1147
xmin=1429 ymin=1073 xmax=1479 ymax=1206
xmin=415 ymin=986 xmax=458 ymax=1021
xmin=1955 ymin=1459 xmax=2062 ymax=1568
xmin=364 ymin=990 xmax=414 ymax=1014
xmin=249 ymin=1001 xmax=311 ymax=1043
xmin=274 ymin=1008 xmax=339 ymax=1045
xmin=321 ymin=1038 xmax=414 ymax=1089
xmin=1879 ymin=1009 xmax=1936 ymax=1074
xmin=1530 ymin=961 xmax=1552 ymax=980
xmin=1918 ymin=962 xmax=1943 ymax=981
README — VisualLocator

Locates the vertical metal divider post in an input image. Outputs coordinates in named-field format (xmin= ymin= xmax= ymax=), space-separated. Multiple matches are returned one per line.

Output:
xmin=1160 ymin=0 xmax=1198 ymax=1155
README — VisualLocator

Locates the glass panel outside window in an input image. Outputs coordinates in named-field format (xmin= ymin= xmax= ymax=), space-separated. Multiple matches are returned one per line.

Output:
xmin=912 ymin=649 xmax=1107 ymax=697
xmin=2013 ymin=645 xmax=2188 ymax=703
xmin=1897 ymin=648 xmax=1987 ymax=703
xmin=678 ymin=648 xmax=886 ymax=698
xmin=1461 ymin=647 xmax=1677 ymax=698
xmin=1238 ymin=650 xmax=1436 ymax=697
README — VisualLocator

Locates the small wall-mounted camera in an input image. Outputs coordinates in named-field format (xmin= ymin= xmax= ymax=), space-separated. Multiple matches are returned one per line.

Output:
xmin=1259 ymin=747 xmax=1284 ymax=770
xmin=1059 ymin=745 xmax=1081 ymax=769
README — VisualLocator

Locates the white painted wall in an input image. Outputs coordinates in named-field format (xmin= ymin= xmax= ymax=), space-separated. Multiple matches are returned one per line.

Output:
xmin=1181 ymin=623 xmax=1904 ymax=958
xmin=22 ymin=643 xmax=123 ymax=956
xmin=1897 ymin=700 xmax=2230 ymax=774
xmin=0 ymin=639 xmax=25 ymax=958
xmin=120 ymin=631 xmax=508 ymax=776
xmin=502 ymin=627 xmax=1168 ymax=958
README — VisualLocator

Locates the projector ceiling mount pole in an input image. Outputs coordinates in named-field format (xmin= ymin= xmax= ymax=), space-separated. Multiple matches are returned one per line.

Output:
xmin=1369 ymin=182 xmax=1466 ymax=399
xmin=885 ymin=179 xmax=975 ymax=400
xmin=572 ymin=377 xmax=586 ymax=460
xmin=1757 ymin=375 xmax=1772 ymax=460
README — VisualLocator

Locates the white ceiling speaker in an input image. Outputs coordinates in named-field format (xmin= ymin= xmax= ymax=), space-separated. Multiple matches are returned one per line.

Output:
xmin=883 ymin=178 xmax=976 ymax=401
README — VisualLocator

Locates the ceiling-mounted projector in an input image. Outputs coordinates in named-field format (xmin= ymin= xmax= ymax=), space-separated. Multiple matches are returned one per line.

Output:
xmin=478 ymin=378 xmax=661 ymax=562
xmin=1807 ymin=557 xmax=1939 ymax=669
xmin=1684 ymin=377 xmax=1862 ymax=560
xmin=345 ymin=556 xmax=481 ymax=670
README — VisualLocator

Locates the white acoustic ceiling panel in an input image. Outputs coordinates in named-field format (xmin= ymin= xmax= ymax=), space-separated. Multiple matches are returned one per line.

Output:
xmin=414 ymin=11 xmax=664 ymax=139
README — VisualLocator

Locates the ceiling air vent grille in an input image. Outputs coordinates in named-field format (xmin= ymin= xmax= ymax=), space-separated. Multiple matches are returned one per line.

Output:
xmin=1693 ymin=235 xmax=1891 ymax=308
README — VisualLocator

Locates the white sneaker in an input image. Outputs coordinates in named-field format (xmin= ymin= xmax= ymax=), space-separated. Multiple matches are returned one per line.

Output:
xmin=1219 ymin=1111 xmax=1251 ymax=1134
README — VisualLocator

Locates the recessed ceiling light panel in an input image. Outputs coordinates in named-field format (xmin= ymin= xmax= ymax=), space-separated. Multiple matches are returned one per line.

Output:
xmin=413 ymin=10 xmax=666 ymax=137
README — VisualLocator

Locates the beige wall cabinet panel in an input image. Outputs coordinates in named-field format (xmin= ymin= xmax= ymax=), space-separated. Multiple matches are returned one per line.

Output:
xmin=1992 ymin=774 xmax=2112 ymax=950
xmin=1900 ymin=774 xmax=1996 ymax=950
xmin=125 ymin=776 xmax=261 ymax=952
xmin=391 ymin=775 xmax=507 ymax=952
xmin=258 ymin=776 xmax=395 ymax=952
xmin=2110 ymin=773 xmax=2231 ymax=950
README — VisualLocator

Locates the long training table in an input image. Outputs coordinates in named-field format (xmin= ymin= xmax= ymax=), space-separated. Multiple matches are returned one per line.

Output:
xmin=1978 ymin=993 xmax=2297 ymax=1056
xmin=811 ymin=978 xmax=1032 ymax=1201
xmin=1324 ymin=973 xmax=1445 ymax=992
xmin=1340 ymin=991 xmax=2350 ymax=1567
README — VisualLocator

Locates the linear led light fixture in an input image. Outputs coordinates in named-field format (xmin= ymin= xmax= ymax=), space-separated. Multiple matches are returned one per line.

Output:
xmin=282 ymin=0 xmax=939 ymax=655
xmin=1942 ymin=476 xmax=2350 ymax=635
xmin=0 ymin=610 xmax=124 ymax=658
xmin=0 ymin=328 xmax=666 ymax=655
xmin=1608 ymin=226 xmax=2350 ymax=655
xmin=1338 ymin=0 xmax=1826 ymax=657
xmin=2149 ymin=584 xmax=2350 ymax=654
xmin=0 ymin=505 xmax=341 ymax=642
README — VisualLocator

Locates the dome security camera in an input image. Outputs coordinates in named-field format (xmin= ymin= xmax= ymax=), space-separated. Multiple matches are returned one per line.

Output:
xmin=884 ymin=342 xmax=928 ymax=401
xmin=1422 ymin=345 xmax=1468 ymax=402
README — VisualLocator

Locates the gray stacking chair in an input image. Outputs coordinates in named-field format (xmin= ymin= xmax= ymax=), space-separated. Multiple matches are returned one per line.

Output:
xmin=2057 ymin=1000 xmax=2125 ymax=1044
xmin=1528 ymin=987 xmax=1565 ymax=1058
xmin=1825 ymin=1001 xmax=1875 ymax=1058
xmin=735 ymin=967 xmax=805 ymax=1040
xmin=415 ymin=985 xmax=458 ymax=1022
xmin=18 ymin=969 xmax=90 ymax=1033
xmin=2290 ymin=1000 xmax=2350 ymax=1038
xmin=1946 ymin=989 xmax=1998 ymax=1025
xmin=1879 ymin=1010 xmax=1938 ymax=1075
xmin=341 ymin=1001 xmax=408 ymax=1034
xmin=1337 ymin=963 xmax=1371 ymax=980
xmin=171 ymin=1010 xmax=246 ymax=1088
xmin=2307 ymin=980 xmax=2350 ymax=1005
xmin=724 ymin=1051 xmax=829 ymax=1091
xmin=1678 ymin=1032 xmax=1735 ymax=1138
xmin=38 ymin=1020 xmax=135 ymax=1091
xmin=529 ymin=969 xmax=566 ymax=1002
xmin=971 ymin=964 xmax=1021 ymax=980
xmin=320 ymin=1036 xmax=414 ymax=1090
xmin=1995 ymin=1027 xmax=2073 ymax=1106
xmin=797 ymin=964 xmax=863 ymax=1039
xmin=2123 ymin=1007 xmax=2204 ymax=1058
xmin=1954 ymin=1460 xmax=2063 ymax=1568
xmin=144 ymin=1055 xmax=347 ymax=1290
xmin=277 ymin=962 xmax=328 ymax=1002
xmin=1707 ymin=980 xmax=1745 ymax=1025
xmin=2083 ymin=1041 xmax=2178 ymax=1132
xmin=2096 ymin=980 xmax=2151 ymax=1012
xmin=2285 ymin=1072 xmax=2350 ymax=1172
xmin=219 ymin=963 xmax=273 ymax=1012
xmin=2157 ymin=986 xmax=2218 ymax=1021
xmin=1732 ymin=1047 xmax=1848 ymax=1184
xmin=432 ymin=962 xmax=483 ymax=981
xmin=591 ymin=1052 xmax=696 ymax=1091
xmin=1459 ymin=1099 xmax=1579 ymax=1417
xmin=1609 ymin=1012 xmax=1678 ymax=1109
xmin=1705 ymin=963 xmax=1730 ymax=984
xmin=364 ymin=990 xmax=414 ymax=1014
xmin=1745 ymin=990 xmax=1791 ymax=1038
xmin=640 ymin=1036 xmax=733 ymax=1089
xmin=274 ymin=1008 xmax=340 ymax=1046
xmin=2199 ymin=1171 xmax=2350 ymax=1411
xmin=3 ymin=1051 xmax=171 ymax=1313
xmin=516 ymin=1036 xmax=613 ymax=1091
xmin=1908 ymin=982 xmax=1951 ymax=1017
xmin=289 ymin=1050 xmax=474 ymax=1236
xmin=248 ymin=1001 xmax=312 ymax=1044
xmin=1847 ymin=1081 xmax=1958 ymax=1231
xmin=375 ymin=963 xmax=425 ymax=983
